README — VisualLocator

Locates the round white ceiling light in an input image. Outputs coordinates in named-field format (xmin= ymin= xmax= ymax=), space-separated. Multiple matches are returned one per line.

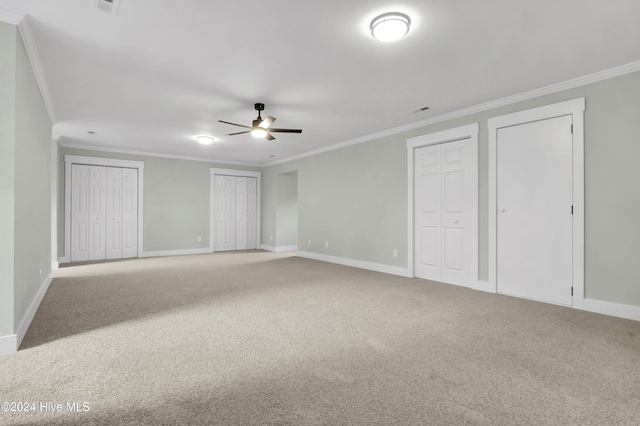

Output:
xmin=196 ymin=136 xmax=214 ymax=145
xmin=370 ymin=12 xmax=411 ymax=42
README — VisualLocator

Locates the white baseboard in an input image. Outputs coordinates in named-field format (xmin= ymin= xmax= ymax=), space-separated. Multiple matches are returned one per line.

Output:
xmin=61 ymin=248 xmax=214 ymax=263
xmin=584 ymin=298 xmax=640 ymax=322
xmin=0 ymin=334 xmax=18 ymax=356
xmin=16 ymin=272 xmax=54 ymax=350
xmin=140 ymin=247 xmax=213 ymax=258
xmin=260 ymin=245 xmax=297 ymax=253
xmin=472 ymin=280 xmax=495 ymax=293
xmin=297 ymin=251 xmax=411 ymax=277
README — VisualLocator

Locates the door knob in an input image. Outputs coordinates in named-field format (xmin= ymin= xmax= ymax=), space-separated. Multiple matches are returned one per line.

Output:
xmin=501 ymin=209 xmax=506 ymax=213
xmin=454 ymin=220 xmax=458 ymax=224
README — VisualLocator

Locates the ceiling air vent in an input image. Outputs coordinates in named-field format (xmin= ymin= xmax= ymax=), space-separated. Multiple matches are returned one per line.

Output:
xmin=92 ymin=0 xmax=120 ymax=15
xmin=410 ymin=106 xmax=431 ymax=114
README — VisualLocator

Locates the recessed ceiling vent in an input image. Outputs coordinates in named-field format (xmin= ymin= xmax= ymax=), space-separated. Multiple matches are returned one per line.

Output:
xmin=410 ymin=106 xmax=430 ymax=114
xmin=92 ymin=0 xmax=120 ymax=15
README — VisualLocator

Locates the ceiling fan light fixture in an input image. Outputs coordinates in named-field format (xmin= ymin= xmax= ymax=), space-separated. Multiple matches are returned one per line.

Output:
xmin=251 ymin=128 xmax=268 ymax=138
xmin=219 ymin=103 xmax=302 ymax=140
xmin=370 ymin=12 xmax=411 ymax=42
xmin=196 ymin=135 xmax=214 ymax=145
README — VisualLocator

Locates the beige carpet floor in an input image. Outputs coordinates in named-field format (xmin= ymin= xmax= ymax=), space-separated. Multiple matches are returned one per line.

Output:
xmin=1 ymin=251 xmax=639 ymax=425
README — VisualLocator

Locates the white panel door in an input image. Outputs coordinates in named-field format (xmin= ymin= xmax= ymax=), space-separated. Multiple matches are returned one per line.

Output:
xmin=497 ymin=115 xmax=573 ymax=306
xmin=122 ymin=168 xmax=138 ymax=258
xmin=246 ymin=177 xmax=257 ymax=249
xmin=106 ymin=167 xmax=123 ymax=259
xmin=88 ymin=166 xmax=107 ymax=260
xmin=235 ymin=177 xmax=248 ymax=250
xmin=415 ymin=140 xmax=471 ymax=286
xmin=213 ymin=175 xmax=258 ymax=252
xmin=415 ymin=144 xmax=441 ymax=281
xmin=441 ymin=140 xmax=470 ymax=285
xmin=71 ymin=164 xmax=90 ymax=262
xmin=214 ymin=175 xmax=236 ymax=251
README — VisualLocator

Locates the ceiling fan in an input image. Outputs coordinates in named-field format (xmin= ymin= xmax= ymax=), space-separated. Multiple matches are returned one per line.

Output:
xmin=218 ymin=103 xmax=302 ymax=141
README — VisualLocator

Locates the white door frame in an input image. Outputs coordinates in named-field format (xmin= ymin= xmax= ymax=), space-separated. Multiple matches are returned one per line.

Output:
xmin=210 ymin=168 xmax=261 ymax=252
xmin=63 ymin=155 xmax=144 ymax=263
xmin=407 ymin=123 xmax=479 ymax=288
xmin=487 ymin=98 xmax=585 ymax=309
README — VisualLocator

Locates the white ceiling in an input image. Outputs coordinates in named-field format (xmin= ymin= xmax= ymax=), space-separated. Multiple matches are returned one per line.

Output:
xmin=2 ymin=0 xmax=640 ymax=166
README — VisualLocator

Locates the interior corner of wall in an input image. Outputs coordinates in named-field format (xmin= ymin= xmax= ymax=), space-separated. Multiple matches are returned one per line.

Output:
xmin=0 ymin=334 xmax=18 ymax=355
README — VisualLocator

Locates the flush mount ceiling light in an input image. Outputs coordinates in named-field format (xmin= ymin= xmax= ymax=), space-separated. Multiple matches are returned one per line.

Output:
xmin=370 ymin=12 xmax=411 ymax=42
xmin=196 ymin=136 xmax=214 ymax=145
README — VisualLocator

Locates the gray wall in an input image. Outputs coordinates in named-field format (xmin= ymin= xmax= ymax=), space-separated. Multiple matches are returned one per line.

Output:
xmin=0 ymin=22 xmax=17 ymax=337
xmin=0 ymin=22 xmax=53 ymax=339
xmin=262 ymin=70 xmax=640 ymax=308
xmin=276 ymin=171 xmax=298 ymax=247
xmin=263 ymin=137 xmax=407 ymax=266
xmin=13 ymin=27 xmax=53 ymax=327
xmin=59 ymin=148 xmax=260 ymax=254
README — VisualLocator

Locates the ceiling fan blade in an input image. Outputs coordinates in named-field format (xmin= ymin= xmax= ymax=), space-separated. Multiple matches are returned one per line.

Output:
xmin=228 ymin=130 xmax=250 ymax=136
xmin=259 ymin=116 xmax=276 ymax=129
xmin=265 ymin=132 xmax=275 ymax=141
xmin=218 ymin=120 xmax=251 ymax=129
xmin=268 ymin=128 xmax=302 ymax=133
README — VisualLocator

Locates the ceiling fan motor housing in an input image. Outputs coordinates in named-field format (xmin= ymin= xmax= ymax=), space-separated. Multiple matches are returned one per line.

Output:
xmin=254 ymin=103 xmax=265 ymax=112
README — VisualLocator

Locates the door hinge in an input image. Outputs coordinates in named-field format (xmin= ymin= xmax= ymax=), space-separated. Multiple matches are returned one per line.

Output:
xmin=571 ymin=205 xmax=574 ymax=215
xmin=571 ymin=124 xmax=574 ymax=134
xmin=571 ymin=286 xmax=574 ymax=296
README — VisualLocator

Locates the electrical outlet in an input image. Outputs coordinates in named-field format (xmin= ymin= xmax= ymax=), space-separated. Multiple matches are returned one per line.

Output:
xmin=39 ymin=263 xmax=43 ymax=274
xmin=23 ymin=281 xmax=27 ymax=298
xmin=308 ymin=240 xmax=311 ymax=246
xmin=197 ymin=236 xmax=202 ymax=242
xmin=325 ymin=241 xmax=329 ymax=248
xmin=393 ymin=249 xmax=398 ymax=258
xmin=270 ymin=235 xmax=273 ymax=241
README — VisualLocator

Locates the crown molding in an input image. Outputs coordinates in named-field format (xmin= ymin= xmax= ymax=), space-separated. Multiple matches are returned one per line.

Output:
xmin=265 ymin=60 xmax=640 ymax=167
xmin=58 ymin=140 xmax=262 ymax=168
xmin=0 ymin=8 xmax=24 ymax=24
